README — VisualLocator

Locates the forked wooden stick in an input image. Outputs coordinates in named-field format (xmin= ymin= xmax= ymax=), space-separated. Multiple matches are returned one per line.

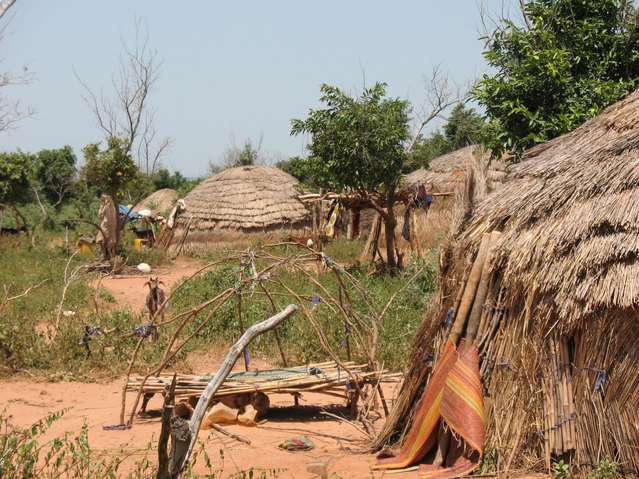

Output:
xmin=174 ymin=304 xmax=298 ymax=478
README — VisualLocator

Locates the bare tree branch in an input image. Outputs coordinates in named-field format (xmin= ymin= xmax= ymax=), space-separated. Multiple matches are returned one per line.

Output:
xmin=76 ymin=18 xmax=170 ymax=175
xmin=0 ymin=22 xmax=34 ymax=133
xmin=406 ymin=65 xmax=463 ymax=154
xmin=0 ymin=0 xmax=16 ymax=20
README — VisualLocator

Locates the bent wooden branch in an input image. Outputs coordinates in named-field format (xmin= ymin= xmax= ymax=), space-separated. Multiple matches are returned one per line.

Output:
xmin=174 ymin=304 xmax=298 ymax=478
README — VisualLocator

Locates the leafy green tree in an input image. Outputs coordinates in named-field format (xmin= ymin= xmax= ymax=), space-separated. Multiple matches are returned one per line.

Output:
xmin=0 ymin=151 xmax=35 ymax=230
xmin=82 ymin=137 xmax=138 ymax=202
xmin=34 ymin=146 xmax=77 ymax=208
xmin=81 ymin=137 xmax=140 ymax=259
xmin=276 ymin=156 xmax=314 ymax=187
xmin=443 ymin=104 xmax=485 ymax=150
xmin=474 ymin=0 xmax=639 ymax=157
xmin=292 ymin=82 xmax=410 ymax=270
xmin=152 ymin=168 xmax=188 ymax=191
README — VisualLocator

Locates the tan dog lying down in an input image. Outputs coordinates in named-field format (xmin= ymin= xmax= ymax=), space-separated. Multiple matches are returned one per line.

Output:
xmin=175 ymin=392 xmax=270 ymax=428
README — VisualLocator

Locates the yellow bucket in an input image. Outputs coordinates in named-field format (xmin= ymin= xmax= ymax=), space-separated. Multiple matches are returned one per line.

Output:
xmin=134 ymin=238 xmax=147 ymax=251
xmin=78 ymin=243 xmax=92 ymax=254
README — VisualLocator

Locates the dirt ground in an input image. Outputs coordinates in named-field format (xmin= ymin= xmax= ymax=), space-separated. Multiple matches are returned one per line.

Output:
xmin=0 ymin=369 xmax=402 ymax=478
xmin=1 ymin=258 xmax=401 ymax=478
xmin=94 ymin=256 xmax=206 ymax=312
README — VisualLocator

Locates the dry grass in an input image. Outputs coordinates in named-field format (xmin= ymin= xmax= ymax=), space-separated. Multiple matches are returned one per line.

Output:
xmin=375 ymin=90 xmax=639 ymax=475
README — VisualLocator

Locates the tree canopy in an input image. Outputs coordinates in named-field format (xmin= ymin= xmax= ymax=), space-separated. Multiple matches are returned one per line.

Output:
xmin=0 ymin=151 xmax=33 ymax=206
xmin=474 ymin=0 xmax=639 ymax=157
xmin=34 ymin=146 xmax=77 ymax=207
xmin=81 ymin=137 xmax=139 ymax=201
xmin=291 ymin=82 xmax=410 ymax=193
xmin=404 ymin=104 xmax=485 ymax=172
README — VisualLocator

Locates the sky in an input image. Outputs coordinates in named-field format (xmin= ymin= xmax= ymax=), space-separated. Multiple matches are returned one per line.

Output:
xmin=0 ymin=1 xmax=511 ymax=177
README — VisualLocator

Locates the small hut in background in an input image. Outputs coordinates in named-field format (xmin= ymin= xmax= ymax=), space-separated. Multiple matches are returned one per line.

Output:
xmin=134 ymin=188 xmax=178 ymax=217
xmin=361 ymin=146 xmax=505 ymax=262
xmin=375 ymin=90 xmax=639 ymax=474
xmin=169 ymin=165 xmax=310 ymax=253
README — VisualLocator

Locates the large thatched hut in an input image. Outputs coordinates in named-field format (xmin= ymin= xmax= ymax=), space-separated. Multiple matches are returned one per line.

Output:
xmin=375 ymin=91 xmax=639 ymax=474
xmin=169 ymin=165 xmax=310 ymax=252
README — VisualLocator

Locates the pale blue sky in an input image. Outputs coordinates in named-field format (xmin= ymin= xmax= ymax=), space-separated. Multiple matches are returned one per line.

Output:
xmin=1 ymin=1 xmax=509 ymax=177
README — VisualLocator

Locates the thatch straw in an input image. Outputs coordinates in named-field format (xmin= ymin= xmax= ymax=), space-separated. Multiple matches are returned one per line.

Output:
xmin=170 ymin=166 xmax=310 ymax=251
xmin=133 ymin=188 xmax=178 ymax=216
xmin=376 ymin=90 xmax=639 ymax=474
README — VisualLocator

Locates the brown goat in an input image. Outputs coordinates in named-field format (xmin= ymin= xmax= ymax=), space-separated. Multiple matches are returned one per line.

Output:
xmin=144 ymin=276 xmax=166 ymax=341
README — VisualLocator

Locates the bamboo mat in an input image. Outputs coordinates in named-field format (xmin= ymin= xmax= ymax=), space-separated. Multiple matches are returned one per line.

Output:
xmin=127 ymin=361 xmax=401 ymax=399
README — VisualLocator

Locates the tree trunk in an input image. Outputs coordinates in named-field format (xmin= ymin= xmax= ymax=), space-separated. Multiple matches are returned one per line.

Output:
xmin=383 ymin=189 xmax=398 ymax=271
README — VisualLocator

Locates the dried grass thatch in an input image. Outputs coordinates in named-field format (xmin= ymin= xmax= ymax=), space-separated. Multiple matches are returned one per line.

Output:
xmin=133 ymin=188 xmax=178 ymax=216
xmin=404 ymin=145 xmax=506 ymax=194
xmin=170 ymin=166 xmax=310 ymax=252
xmin=376 ymin=91 xmax=639 ymax=475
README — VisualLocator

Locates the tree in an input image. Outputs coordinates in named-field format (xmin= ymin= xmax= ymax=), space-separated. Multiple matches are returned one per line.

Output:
xmin=0 ymin=151 xmax=34 ymax=230
xmin=474 ymin=0 xmax=639 ymax=158
xmin=34 ymin=146 xmax=77 ymax=207
xmin=291 ymin=82 xmax=411 ymax=270
xmin=0 ymin=14 xmax=33 ymax=133
xmin=82 ymin=137 xmax=138 ymax=202
xmin=443 ymin=103 xmax=485 ymax=150
xmin=276 ymin=156 xmax=314 ymax=186
xmin=77 ymin=19 xmax=170 ymax=175
xmin=403 ymin=104 xmax=485 ymax=173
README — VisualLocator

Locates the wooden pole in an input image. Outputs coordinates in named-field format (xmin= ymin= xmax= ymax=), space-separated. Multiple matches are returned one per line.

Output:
xmin=449 ymin=233 xmax=492 ymax=345
xmin=174 ymin=305 xmax=298 ymax=479
xmin=156 ymin=374 xmax=177 ymax=479
xmin=258 ymin=282 xmax=289 ymax=367
xmin=236 ymin=292 xmax=249 ymax=371
xmin=464 ymin=231 xmax=501 ymax=348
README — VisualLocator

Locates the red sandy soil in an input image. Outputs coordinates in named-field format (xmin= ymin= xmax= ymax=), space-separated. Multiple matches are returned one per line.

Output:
xmin=97 ymin=257 xmax=205 ymax=312
xmin=1 ymin=258 xmax=547 ymax=478
xmin=0 ymin=366 xmax=403 ymax=478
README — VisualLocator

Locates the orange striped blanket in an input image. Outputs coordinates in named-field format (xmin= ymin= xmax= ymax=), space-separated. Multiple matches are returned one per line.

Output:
xmin=373 ymin=340 xmax=485 ymax=478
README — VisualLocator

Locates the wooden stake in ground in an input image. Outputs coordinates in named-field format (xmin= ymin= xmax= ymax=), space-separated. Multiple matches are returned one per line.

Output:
xmin=173 ymin=304 xmax=298 ymax=479
xmin=157 ymin=374 xmax=177 ymax=479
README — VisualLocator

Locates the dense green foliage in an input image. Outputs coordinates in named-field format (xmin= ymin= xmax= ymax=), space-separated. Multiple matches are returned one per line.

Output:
xmin=291 ymin=82 xmax=411 ymax=193
xmin=475 ymin=0 xmax=639 ymax=157
xmin=34 ymin=146 xmax=77 ymax=207
xmin=151 ymin=168 xmax=199 ymax=196
xmin=81 ymin=137 xmax=140 ymax=202
xmin=0 ymin=151 xmax=33 ymax=207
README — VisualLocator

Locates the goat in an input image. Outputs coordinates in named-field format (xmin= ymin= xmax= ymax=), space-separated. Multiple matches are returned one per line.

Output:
xmin=144 ymin=276 xmax=166 ymax=341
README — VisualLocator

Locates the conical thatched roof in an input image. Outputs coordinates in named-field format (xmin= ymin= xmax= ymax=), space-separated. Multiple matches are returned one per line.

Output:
xmin=133 ymin=188 xmax=178 ymax=216
xmin=171 ymin=166 xmax=310 ymax=250
xmin=463 ymin=89 xmax=639 ymax=323
xmin=377 ymin=91 xmax=639 ymax=474
xmin=404 ymin=145 xmax=505 ymax=193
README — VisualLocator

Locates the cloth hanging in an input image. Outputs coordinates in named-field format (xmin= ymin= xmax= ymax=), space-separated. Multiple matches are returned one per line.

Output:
xmin=402 ymin=206 xmax=412 ymax=241
xmin=373 ymin=340 xmax=485 ymax=479
xmin=325 ymin=203 xmax=340 ymax=238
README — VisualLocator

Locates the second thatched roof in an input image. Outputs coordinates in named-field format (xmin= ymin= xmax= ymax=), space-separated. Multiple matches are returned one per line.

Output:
xmin=133 ymin=188 xmax=178 ymax=216
xmin=404 ymin=145 xmax=505 ymax=193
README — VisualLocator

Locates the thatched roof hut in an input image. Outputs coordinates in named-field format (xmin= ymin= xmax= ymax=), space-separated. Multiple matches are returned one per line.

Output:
xmin=404 ymin=145 xmax=505 ymax=193
xmin=375 ymin=92 xmax=639 ymax=474
xmin=170 ymin=165 xmax=310 ymax=251
xmin=133 ymin=188 xmax=178 ymax=216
